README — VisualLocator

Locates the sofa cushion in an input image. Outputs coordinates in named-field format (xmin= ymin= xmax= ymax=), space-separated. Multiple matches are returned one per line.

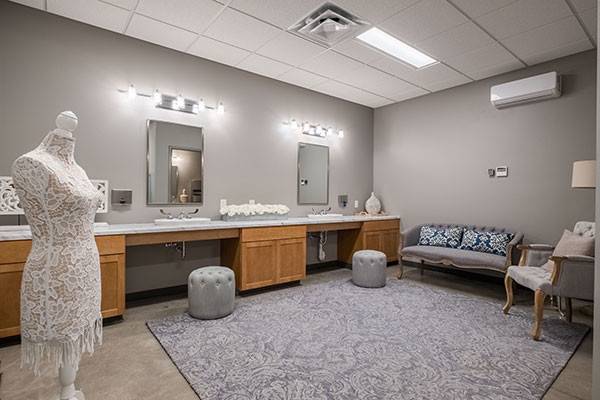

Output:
xmin=459 ymin=229 xmax=514 ymax=256
xmin=402 ymin=245 xmax=507 ymax=270
xmin=418 ymin=225 xmax=463 ymax=248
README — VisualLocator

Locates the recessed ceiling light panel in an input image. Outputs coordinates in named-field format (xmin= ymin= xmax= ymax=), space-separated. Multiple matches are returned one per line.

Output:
xmin=357 ymin=27 xmax=437 ymax=69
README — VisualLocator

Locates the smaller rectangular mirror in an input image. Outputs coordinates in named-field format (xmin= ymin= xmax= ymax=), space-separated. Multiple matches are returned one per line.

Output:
xmin=147 ymin=120 xmax=203 ymax=205
xmin=298 ymin=142 xmax=329 ymax=205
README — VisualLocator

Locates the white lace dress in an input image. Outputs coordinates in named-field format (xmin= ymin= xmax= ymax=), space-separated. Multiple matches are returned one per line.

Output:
xmin=11 ymin=130 xmax=103 ymax=375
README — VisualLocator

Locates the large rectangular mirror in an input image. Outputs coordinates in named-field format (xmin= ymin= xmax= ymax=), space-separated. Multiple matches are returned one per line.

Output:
xmin=298 ymin=142 xmax=329 ymax=204
xmin=147 ymin=120 xmax=203 ymax=205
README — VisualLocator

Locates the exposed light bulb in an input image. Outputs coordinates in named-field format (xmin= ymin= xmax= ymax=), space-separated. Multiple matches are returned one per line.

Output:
xmin=128 ymin=84 xmax=136 ymax=99
xmin=176 ymin=94 xmax=185 ymax=109
xmin=309 ymin=127 xmax=316 ymax=136
xmin=338 ymin=129 xmax=344 ymax=138
xmin=217 ymin=102 xmax=225 ymax=114
xmin=290 ymin=119 xmax=299 ymax=129
xmin=303 ymin=122 xmax=311 ymax=133
xmin=172 ymin=100 xmax=179 ymax=110
xmin=316 ymin=125 xmax=323 ymax=136
xmin=327 ymin=127 xmax=334 ymax=136
xmin=192 ymin=103 xmax=199 ymax=114
xmin=153 ymin=89 xmax=161 ymax=105
xmin=198 ymin=98 xmax=205 ymax=111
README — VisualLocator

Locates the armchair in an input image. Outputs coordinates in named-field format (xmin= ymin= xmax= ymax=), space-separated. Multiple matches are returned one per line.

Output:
xmin=503 ymin=222 xmax=595 ymax=340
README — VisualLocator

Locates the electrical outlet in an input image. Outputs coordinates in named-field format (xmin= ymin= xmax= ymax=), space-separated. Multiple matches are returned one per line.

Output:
xmin=220 ymin=199 xmax=227 ymax=208
xmin=249 ymin=199 xmax=255 ymax=204
xmin=354 ymin=200 xmax=359 ymax=209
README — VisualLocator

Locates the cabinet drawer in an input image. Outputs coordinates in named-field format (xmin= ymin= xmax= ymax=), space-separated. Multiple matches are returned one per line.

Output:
xmin=362 ymin=219 xmax=400 ymax=232
xmin=241 ymin=226 xmax=306 ymax=242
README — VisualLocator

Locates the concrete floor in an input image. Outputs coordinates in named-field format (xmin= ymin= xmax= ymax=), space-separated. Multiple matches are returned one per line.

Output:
xmin=0 ymin=265 xmax=592 ymax=400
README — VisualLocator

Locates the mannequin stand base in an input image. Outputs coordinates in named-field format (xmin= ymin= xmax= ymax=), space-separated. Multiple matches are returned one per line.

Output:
xmin=54 ymin=391 xmax=85 ymax=400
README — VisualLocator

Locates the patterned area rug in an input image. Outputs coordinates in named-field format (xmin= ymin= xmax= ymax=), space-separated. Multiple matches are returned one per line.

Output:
xmin=147 ymin=277 xmax=588 ymax=400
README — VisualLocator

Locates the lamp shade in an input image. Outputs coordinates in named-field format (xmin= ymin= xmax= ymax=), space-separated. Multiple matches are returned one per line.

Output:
xmin=571 ymin=160 xmax=596 ymax=188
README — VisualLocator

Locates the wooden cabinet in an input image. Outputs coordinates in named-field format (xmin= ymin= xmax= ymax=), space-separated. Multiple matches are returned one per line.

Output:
xmin=338 ymin=219 xmax=400 ymax=264
xmin=0 ymin=235 xmax=126 ymax=338
xmin=222 ymin=226 xmax=307 ymax=291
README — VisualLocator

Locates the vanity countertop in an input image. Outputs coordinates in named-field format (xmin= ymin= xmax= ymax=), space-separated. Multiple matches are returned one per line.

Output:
xmin=0 ymin=214 xmax=400 ymax=241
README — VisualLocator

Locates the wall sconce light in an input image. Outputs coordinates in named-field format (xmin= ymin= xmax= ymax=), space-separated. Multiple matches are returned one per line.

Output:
xmin=119 ymin=84 xmax=224 ymax=115
xmin=283 ymin=118 xmax=344 ymax=139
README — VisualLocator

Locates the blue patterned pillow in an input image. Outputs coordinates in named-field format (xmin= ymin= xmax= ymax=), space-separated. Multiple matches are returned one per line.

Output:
xmin=418 ymin=226 xmax=464 ymax=248
xmin=459 ymin=229 xmax=514 ymax=256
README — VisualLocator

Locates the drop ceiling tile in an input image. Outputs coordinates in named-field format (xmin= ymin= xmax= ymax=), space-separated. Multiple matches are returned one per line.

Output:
xmin=502 ymin=16 xmax=590 ymax=61
xmin=334 ymin=0 xmax=420 ymax=24
xmin=448 ymin=0 xmax=518 ymax=18
xmin=570 ymin=0 xmax=597 ymax=13
xmin=520 ymin=39 xmax=593 ymax=65
xmin=278 ymin=69 xmax=329 ymax=89
xmin=256 ymin=32 xmax=326 ymax=66
xmin=371 ymin=57 xmax=471 ymax=90
xmin=336 ymin=65 xmax=419 ymax=99
xmin=187 ymin=36 xmax=251 ymax=65
xmin=100 ymin=0 xmax=137 ymax=10
xmin=47 ymin=0 xmax=130 ymax=32
xmin=204 ymin=8 xmax=281 ymax=51
xmin=312 ymin=80 xmax=391 ymax=108
xmin=579 ymin=8 xmax=597 ymax=42
xmin=445 ymin=42 xmax=524 ymax=80
xmin=416 ymin=22 xmax=495 ymax=61
xmin=237 ymin=54 xmax=292 ymax=79
xmin=136 ymin=0 xmax=224 ymax=33
xmin=333 ymin=39 xmax=384 ymax=64
xmin=228 ymin=0 xmax=323 ymax=29
xmin=390 ymin=87 xmax=429 ymax=102
xmin=379 ymin=0 xmax=468 ymax=44
xmin=299 ymin=51 xmax=364 ymax=80
xmin=126 ymin=13 xmax=197 ymax=51
xmin=427 ymin=75 xmax=472 ymax=92
xmin=9 ymin=0 xmax=44 ymax=9
xmin=476 ymin=0 xmax=573 ymax=40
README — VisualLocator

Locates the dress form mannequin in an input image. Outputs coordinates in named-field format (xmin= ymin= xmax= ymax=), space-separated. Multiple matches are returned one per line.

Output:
xmin=11 ymin=111 xmax=103 ymax=400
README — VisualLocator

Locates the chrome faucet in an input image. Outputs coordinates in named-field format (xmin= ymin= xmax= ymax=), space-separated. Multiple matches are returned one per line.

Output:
xmin=159 ymin=209 xmax=173 ymax=219
xmin=178 ymin=209 xmax=200 ymax=219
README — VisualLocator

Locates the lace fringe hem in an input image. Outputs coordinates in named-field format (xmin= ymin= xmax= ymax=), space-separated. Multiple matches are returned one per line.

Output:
xmin=21 ymin=317 xmax=103 ymax=376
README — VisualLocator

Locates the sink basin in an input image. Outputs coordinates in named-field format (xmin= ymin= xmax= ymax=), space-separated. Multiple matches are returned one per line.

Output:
xmin=154 ymin=217 xmax=211 ymax=226
xmin=307 ymin=214 xmax=344 ymax=219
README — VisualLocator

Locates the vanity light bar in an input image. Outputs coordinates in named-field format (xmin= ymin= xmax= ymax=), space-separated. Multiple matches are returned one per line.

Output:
xmin=284 ymin=118 xmax=344 ymax=138
xmin=119 ymin=84 xmax=224 ymax=115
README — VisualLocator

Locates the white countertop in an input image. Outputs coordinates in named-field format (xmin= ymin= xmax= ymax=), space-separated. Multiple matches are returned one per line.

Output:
xmin=0 ymin=215 xmax=400 ymax=241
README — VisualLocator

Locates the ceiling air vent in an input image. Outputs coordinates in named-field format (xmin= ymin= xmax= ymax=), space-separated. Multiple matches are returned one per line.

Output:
xmin=289 ymin=2 xmax=369 ymax=47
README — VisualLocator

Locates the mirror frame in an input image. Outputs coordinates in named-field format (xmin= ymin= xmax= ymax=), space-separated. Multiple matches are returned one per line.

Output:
xmin=146 ymin=119 xmax=204 ymax=206
xmin=297 ymin=142 xmax=329 ymax=205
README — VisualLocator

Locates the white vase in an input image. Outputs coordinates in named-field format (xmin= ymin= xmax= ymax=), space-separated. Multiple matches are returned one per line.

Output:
xmin=365 ymin=192 xmax=381 ymax=215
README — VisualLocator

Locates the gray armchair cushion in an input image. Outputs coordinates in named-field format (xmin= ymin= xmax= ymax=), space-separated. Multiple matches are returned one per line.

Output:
xmin=402 ymin=245 xmax=507 ymax=271
xmin=507 ymin=265 xmax=553 ymax=294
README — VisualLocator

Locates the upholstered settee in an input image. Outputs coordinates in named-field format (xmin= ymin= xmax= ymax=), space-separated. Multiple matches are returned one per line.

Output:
xmin=399 ymin=224 xmax=524 ymax=278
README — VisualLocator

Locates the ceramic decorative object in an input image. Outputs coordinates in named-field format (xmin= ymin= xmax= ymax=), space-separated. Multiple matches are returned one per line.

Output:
xmin=365 ymin=192 xmax=381 ymax=215
xmin=220 ymin=203 xmax=290 ymax=221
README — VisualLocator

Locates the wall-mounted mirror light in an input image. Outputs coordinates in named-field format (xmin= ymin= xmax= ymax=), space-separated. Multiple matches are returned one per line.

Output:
xmin=119 ymin=84 xmax=224 ymax=116
xmin=284 ymin=118 xmax=344 ymax=138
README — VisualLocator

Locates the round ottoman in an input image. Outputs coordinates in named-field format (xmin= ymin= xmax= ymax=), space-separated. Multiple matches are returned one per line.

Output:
xmin=188 ymin=266 xmax=235 ymax=320
xmin=352 ymin=250 xmax=387 ymax=288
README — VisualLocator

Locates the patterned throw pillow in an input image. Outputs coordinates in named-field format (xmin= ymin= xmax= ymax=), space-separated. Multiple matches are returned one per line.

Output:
xmin=418 ymin=225 xmax=464 ymax=248
xmin=459 ymin=229 xmax=514 ymax=256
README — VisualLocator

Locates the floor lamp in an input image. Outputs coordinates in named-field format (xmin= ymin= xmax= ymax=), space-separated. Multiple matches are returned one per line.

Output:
xmin=571 ymin=160 xmax=596 ymax=317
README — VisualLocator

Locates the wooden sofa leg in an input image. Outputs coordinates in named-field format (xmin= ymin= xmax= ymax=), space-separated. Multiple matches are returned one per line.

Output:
xmin=565 ymin=297 xmax=573 ymax=323
xmin=503 ymin=274 xmax=513 ymax=314
xmin=532 ymin=289 xmax=546 ymax=341
xmin=398 ymin=259 xmax=404 ymax=279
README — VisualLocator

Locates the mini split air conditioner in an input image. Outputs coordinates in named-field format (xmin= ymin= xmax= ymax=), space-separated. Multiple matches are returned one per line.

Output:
xmin=490 ymin=71 xmax=561 ymax=109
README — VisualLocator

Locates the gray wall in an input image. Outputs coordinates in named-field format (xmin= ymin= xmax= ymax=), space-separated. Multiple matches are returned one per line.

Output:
xmin=374 ymin=50 xmax=596 ymax=244
xmin=0 ymin=2 xmax=374 ymax=292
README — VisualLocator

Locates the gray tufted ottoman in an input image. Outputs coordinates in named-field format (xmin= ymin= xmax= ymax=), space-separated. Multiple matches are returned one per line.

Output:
xmin=188 ymin=266 xmax=235 ymax=320
xmin=352 ymin=250 xmax=387 ymax=288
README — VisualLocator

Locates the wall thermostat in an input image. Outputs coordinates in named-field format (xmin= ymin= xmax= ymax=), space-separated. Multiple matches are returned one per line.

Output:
xmin=496 ymin=166 xmax=508 ymax=177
